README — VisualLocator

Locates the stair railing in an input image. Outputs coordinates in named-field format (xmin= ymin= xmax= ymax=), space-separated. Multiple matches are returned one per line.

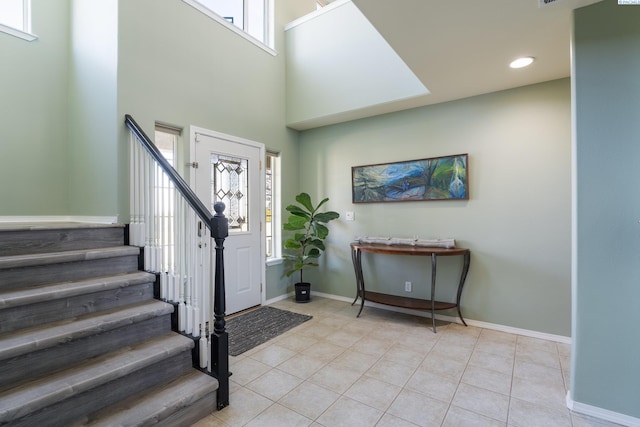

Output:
xmin=125 ymin=114 xmax=229 ymax=410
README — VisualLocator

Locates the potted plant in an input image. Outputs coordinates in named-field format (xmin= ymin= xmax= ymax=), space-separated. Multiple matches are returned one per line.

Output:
xmin=283 ymin=192 xmax=340 ymax=302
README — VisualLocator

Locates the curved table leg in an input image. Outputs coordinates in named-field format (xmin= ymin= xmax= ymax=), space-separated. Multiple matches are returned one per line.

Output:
xmin=356 ymin=250 xmax=366 ymax=317
xmin=350 ymin=248 xmax=359 ymax=306
xmin=456 ymin=251 xmax=471 ymax=326
xmin=431 ymin=253 xmax=437 ymax=333
xmin=351 ymin=248 xmax=366 ymax=317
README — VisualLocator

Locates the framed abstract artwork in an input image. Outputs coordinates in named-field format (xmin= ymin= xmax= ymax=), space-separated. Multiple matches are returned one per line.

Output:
xmin=352 ymin=154 xmax=468 ymax=203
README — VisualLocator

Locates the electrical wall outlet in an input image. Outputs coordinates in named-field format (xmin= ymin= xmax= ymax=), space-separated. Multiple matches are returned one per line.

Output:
xmin=405 ymin=281 xmax=412 ymax=292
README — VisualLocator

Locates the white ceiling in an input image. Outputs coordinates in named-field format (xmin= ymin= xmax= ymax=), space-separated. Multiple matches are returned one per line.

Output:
xmin=302 ymin=0 xmax=601 ymax=129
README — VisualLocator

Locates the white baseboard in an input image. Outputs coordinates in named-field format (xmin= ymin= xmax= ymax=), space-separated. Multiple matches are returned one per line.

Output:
xmin=0 ymin=215 xmax=119 ymax=224
xmin=567 ymin=391 xmax=640 ymax=426
xmin=264 ymin=292 xmax=293 ymax=305
xmin=308 ymin=290 xmax=571 ymax=344
xmin=458 ymin=315 xmax=571 ymax=344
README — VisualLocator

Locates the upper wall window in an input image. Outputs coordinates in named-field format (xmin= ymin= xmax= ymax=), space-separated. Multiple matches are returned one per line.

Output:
xmin=0 ymin=0 xmax=37 ymax=41
xmin=183 ymin=0 xmax=274 ymax=54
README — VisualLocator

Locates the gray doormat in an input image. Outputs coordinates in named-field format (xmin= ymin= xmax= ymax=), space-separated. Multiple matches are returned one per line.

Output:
xmin=227 ymin=306 xmax=312 ymax=356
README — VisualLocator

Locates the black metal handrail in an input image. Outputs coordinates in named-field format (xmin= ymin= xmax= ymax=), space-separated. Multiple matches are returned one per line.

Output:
xmin=125 ymin=114 xmax=229 ymax=409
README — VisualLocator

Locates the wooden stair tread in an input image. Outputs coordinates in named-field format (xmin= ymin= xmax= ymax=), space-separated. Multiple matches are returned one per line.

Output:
xmin=0 ymin=271 xmax=155 ymax=309
xmin=0 ymin=223 xmax=124 ymax=232
xmin=0 ymin=299 xmax=173 ymax=362
xmin=0 ymin=333 xmax=194 ymax=423
xmin=86 ymin=370 xmax=218 ymax=426
xmin=0 ymin=246 xmax=140 ymax=271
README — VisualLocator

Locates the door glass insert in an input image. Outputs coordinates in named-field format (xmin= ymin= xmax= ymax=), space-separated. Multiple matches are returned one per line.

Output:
xmin=210 ymin=153 xmax=248 ymax=232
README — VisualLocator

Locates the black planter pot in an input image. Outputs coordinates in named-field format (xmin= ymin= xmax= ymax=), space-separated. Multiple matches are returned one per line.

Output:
xmin=294 ymin=282 xmax=311 ymax=303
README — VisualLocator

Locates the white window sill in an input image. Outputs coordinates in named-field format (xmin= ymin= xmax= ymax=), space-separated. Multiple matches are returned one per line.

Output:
xmin=266 ymin=257 xmax=283 ymax=267
xmin=0 ymin=23 xmax=37 ymax=41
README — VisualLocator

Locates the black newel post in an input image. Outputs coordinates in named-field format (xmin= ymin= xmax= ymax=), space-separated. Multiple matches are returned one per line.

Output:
xmin=210 ymin=202 xmax=229 ymax=410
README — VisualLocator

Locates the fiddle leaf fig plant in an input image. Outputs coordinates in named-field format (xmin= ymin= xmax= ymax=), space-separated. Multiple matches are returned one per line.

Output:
xmin=283 ymin=192 xmax=340 ymax=284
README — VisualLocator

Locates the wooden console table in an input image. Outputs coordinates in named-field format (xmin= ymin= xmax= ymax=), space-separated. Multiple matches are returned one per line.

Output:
xmin=350 ymin=242 xmax=471 ymax=333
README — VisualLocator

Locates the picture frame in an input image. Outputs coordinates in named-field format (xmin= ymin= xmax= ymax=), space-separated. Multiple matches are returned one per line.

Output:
xmin=352 ymin=154 xmax=469 ymax=203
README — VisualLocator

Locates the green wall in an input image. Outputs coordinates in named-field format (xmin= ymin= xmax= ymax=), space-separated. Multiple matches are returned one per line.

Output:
xmin=0 ymin=0 xmax=71 ymax=215
xmin=285 ymin=1 xmax=427 ymax=129
xmin=68 ymin=0 xmax=119 ymax=218
xmin=116 ymin=0 xmax=314 ymax=298
xmin=572 ymin=1 xmax=640 ymax=420
xmin=298 ymin=78 xmax=572 ymax=337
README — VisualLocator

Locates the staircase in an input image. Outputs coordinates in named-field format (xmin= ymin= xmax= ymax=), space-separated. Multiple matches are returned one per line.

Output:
xmin=0 ymin=222 xmax=218 ymax=427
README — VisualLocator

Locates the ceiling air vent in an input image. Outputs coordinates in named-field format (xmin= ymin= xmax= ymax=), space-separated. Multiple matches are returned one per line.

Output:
xmin=539 ymin=0 xmax=562 ymax=6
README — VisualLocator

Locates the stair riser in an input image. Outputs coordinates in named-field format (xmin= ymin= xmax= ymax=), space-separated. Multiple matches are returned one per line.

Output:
xmin=8 ymin=351 xmax=194 ymax=427
xmin=0 ymin=256 xmax=139 ymax=291
xmin=0 ymin=283 xmax=155 ymax=334
xmin=0 ymin=227 xmax=124 ymax=257
xmin=0 ymin=315 xmax=171 ymax=392
xmin=85 ymin=371 xmax=219 ymax=426
xmin=157 ymin=393 xmax=218 ymax=427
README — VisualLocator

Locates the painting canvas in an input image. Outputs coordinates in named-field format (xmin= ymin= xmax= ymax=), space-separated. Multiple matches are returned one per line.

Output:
xmin=352 ymin=154 xmax=468 ymax=203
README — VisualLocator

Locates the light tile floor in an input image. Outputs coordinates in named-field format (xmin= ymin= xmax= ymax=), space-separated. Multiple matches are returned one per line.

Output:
xmin=193 ymin=297 xmax=621 ymax=427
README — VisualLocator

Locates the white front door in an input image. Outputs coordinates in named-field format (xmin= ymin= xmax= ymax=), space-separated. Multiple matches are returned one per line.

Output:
xmin=192 ymin=128 xmax=264 ymax=315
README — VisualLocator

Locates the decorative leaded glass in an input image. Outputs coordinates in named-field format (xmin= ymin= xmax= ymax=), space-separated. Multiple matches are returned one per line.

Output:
xmin=210 ymin=153 xmax=248 ymax=232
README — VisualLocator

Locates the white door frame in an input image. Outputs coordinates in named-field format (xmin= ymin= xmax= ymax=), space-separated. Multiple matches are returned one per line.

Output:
xmin=188 ymin=125 xmax=266 ymax=310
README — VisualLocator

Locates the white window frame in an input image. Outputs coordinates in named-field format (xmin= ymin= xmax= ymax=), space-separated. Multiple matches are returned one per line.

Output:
xmin=0 ymin=0 xmax=37 ymax=41
xmin=182 ymin=0 xmax=276 ymax=56
xmin=265 ymin=151 xmax=282 ymax=265
xmin=154 ymin=123 xmax=181 ymax=168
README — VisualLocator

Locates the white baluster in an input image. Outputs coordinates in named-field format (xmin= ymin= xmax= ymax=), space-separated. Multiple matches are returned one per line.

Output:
xmin=129 ymin=134 xmax=136 ymax=245
xmin=185 ymin=211 xmax=195 ymax=335
xmin=157 ymin=170 xmax=166 ymax=300
xmin=186 ymin=277 xmax=194 ymax=335
xmin=159 ymin=271 xmax=167 ymax=301
xmin=177 ymin=198 xmax=186 ymax=331
xmin=168 ymin=183 xmax=178 ymax=303
xmin=151 ymin=162 xmax=159 ymax=273
xmin=206 ymin=321 xmax=212 ymax=373
xmin=166 ymin=184 xmax=173 ymax=302
xmin=129 ymin=135 xmax=142 ymax=247
xmin=192 ymin=223 xmax=202 ymax=338
xmin=144 ymin=152 xmax=152 ymax=271
xmin=137 ymin=143 xmax=145 ymax=247
xmin=178 ymin=288 xmax=186 ymax=333
xmin=202 ymin=230 xmax=211 ymax=338
xmin=162 ymin=171 xmax=169 ymax=277
xmin=174 ymin=195 xmax=182 ymax=305
xmin=199 ymin=323 xmax=207 ymax=368
xmin=156 ymin=162 xmax=162 ymax=272
xmin=157 ymin=165 xmax=163 ymax=273
xmin=192 ymin=299 xmax=200 ymax=338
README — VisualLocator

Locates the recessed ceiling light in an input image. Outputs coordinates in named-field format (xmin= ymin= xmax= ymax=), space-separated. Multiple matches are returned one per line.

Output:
xmin=510 ymin=57 xmax=535 ymax=69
